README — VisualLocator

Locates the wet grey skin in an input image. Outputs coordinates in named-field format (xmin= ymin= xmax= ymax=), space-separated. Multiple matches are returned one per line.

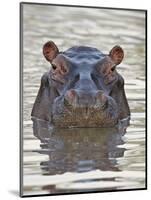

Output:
xmin=31 ymin=41 xmax=130 ymax=128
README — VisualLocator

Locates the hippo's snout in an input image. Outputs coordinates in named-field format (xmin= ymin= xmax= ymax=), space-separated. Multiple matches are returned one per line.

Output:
xmin=64 ymin=89 xmax=108 ymax=109
xmin=53 ymin=88 xmax=118 ymax=127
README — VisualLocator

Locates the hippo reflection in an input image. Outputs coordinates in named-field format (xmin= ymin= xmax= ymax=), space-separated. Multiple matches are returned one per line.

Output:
xmin=32 ymin=118 xmax=128 ymax=175
xmin=31 ymin=41 xmax=130 ymax=127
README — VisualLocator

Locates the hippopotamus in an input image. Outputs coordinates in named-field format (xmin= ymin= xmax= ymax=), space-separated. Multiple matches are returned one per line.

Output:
xmin=31 ymin=41 xmax=130 ymax=128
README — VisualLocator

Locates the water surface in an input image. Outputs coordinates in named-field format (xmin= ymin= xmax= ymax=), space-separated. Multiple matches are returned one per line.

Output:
xmin=22 ymin=4 xmax=146 ymax=196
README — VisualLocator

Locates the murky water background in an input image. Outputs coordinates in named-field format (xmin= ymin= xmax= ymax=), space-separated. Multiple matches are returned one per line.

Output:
xmin=22 ymin=4 xmax=146 ymax=196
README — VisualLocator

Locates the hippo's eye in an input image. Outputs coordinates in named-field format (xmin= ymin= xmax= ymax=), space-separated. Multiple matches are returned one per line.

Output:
xmin=51 ymin=64 xmax=57 ymax=70
xmin=111 ymin=65 xmax=116 ymax=72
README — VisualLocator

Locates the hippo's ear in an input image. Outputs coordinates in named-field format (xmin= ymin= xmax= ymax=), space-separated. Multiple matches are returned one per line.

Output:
xmin=43 ymin=41 xmax=59 ymax=62
xmin=109 ymin=46 xmax=124 ymax=65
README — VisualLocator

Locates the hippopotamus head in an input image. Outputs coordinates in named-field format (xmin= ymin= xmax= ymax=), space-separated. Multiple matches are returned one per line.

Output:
xmin=31 ymin=41 xmax=130 ymax=128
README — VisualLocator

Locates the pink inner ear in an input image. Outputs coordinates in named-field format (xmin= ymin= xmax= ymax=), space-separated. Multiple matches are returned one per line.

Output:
xmin=43 ymin=41 xmax=59 ymax=62
xmin=110 ymin=46 xmax=124 ymax=65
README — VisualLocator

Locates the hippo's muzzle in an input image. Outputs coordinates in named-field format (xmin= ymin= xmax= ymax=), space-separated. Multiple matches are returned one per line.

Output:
xmin=64 ymin=89 xmax=107 ymax=109
xmin=52 ymin=88 xmax=119 ymax=128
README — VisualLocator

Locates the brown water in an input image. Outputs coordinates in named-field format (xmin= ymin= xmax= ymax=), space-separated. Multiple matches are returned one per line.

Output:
xmin=21 ymin=4 xmax=146 ymax=196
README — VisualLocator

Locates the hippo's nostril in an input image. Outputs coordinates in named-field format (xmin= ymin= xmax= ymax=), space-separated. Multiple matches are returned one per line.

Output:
xmin=95 ymin=91 xmax=108 ymax=108
xmin=64 ymin=89 xmax=78 ymax=106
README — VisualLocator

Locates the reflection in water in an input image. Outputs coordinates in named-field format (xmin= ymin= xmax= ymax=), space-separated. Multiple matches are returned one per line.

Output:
xmin=29 ymin=118 xmax=130 ymax=193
